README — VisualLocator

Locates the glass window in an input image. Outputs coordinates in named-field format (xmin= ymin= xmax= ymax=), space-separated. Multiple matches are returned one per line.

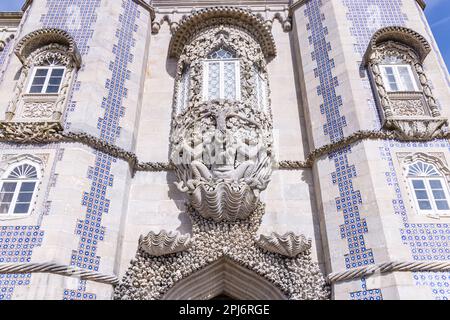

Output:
xmin=28 ymin=67 xmax=65 ymax=94
xmin=254 ymin=67 xmax=267 ymax=111
xmin=176 ymin=66 xmax=190 ymax=113
xmin=203 ymin=48 xmax=240 ymax=101
xmin=0 ymin=163 xmax=39 ymax=217
xmin=407 ymin=161 xmax=450 ymax=215
xmin=380 ymin=64 xmax=419 ymax=92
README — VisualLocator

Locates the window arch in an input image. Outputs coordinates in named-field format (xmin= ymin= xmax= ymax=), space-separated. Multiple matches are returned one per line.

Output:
xmin=0 ymin=162 xmax=40 ymax=217
xmin=407 ymin=161 xmax=450 ymax=215
xmin=202 ymin=47 xmax=241 ymax=101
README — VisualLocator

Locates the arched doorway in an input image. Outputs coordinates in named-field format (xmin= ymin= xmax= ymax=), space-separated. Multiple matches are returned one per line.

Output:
xmin=162 ymin=258 xmax=287 ymax=300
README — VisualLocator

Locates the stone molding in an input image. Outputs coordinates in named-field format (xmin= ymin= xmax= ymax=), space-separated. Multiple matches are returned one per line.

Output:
xmin=256 ymin=232 xmax=312 ymax=258
xmin=167 ymin=6 xmax=277 ymax=60
xmin=327 ymin=260 xmax=450 ymax=284
xmin=1 ymin=123 xmax=450 ymax=172
xmin=139 ymin=230 xmax=191 ymax=256
xmin=0 ymin=262 xmax=119 ymax=286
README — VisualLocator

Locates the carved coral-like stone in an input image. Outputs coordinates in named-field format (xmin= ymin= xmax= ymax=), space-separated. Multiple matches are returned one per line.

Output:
xmin=257 ymin=232 xmax=312 ymax=258
xmin=139 ymin=230 xmax=191 ymax=257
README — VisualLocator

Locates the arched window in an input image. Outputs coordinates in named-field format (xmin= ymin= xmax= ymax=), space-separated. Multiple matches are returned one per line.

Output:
xmin=202 ymin=48 xmax=240 ymax=101
xmin=407 ymin=161 xmax=450 ymax=215
xmin=0 ymin=163 xmax=39 ymax=216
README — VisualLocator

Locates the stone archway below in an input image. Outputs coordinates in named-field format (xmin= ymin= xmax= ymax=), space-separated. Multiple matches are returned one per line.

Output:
xmin=162 ymin=258 xmax=287 ymax=300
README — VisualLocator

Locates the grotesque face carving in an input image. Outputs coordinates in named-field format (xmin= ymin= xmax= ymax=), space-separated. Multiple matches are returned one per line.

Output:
xmin=170 ymin=24 xmax=274 ymax=222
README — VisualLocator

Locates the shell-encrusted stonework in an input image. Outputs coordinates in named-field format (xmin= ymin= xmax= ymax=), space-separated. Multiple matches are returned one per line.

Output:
xmin=114 ymin=203 xmax=330 ymax=300
xmin=139 ymin=230 xmax=191 ymax=257
xmin=257 ymin=232 xmax=312 ymax=258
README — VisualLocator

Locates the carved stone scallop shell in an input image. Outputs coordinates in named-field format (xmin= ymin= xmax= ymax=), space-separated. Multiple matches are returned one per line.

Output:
xmin=139 ymin=230 xmax=191 ymax=257
xmin=256 ymin=232 xmax=312 ymax=258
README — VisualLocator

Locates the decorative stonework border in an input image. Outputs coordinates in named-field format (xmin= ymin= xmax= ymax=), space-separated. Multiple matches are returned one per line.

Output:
xmin=1 ymin=123 xmax=450 ymax=172
xmin=0 ymin=262 xmax=119 ymax=286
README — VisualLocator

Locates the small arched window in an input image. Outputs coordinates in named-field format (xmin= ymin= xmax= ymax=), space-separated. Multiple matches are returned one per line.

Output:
xmin=0 ymin=163 xmax=39 ymax=217
xmin=407 ymin=161 xmax=450 ymax=215
xmin=203 ymin=48 xmax=240 ymax=101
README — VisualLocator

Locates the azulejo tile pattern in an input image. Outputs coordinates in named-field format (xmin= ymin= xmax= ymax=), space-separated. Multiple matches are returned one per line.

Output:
xmin=341 ymin=0 xmax=450 ymax=300
xmin=61 ymin=0 xmax=140 ymax=300
xmin=0 ymin=0 xmax=101 ymax=301
xmin=304 ymin=0 xmax=377 ymax=298
xmin=342 ymin=0 xmax=407 ymax=300
xmin=0 ymin=226 xmax=44 ymax=300
xmin=381 ymin=140 xmax=450 ymax=300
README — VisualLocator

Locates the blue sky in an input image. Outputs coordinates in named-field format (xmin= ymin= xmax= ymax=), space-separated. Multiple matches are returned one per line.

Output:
xmin=0 ymin=0 xmax=449 ymax=71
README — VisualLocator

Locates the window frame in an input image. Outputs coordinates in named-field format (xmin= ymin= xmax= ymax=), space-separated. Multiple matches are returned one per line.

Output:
xmin=380 ymin=64 xmax=419 ymax=93
xmin=202 ymin=58 xmax=241 ymax=101
xmin=27 ymin=66 xmax=66 ymax=95
xmin=0 ymin=162 xmax=40 ymax=219
xmin=407 ymin=163 xmax=450 ymax=216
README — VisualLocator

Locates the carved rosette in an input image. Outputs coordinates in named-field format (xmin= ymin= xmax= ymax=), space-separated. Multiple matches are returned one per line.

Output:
xmin=365 ymin=26 xmax=447 ymax=140
xmin=139 ymin=230 xmax=191 ymax=257
xmin=170 ymin=22 xmax=274 ymax=222
xmin=256 ymin=232 xmax=312 ymax=258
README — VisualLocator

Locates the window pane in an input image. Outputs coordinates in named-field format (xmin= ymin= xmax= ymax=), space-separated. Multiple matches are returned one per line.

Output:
xmin=0 ymin=204 xmax=10 ymax=214
xmin=418 ymin=200 xmax=432 ymax=210
xmin=412 ymin=180 xmax=426 ymax=189
xmin=20 ymin=182 xmax=36 ymax=192
xmin=1 ymin=182 xmax=17 ymax=192
xmin=32 ymin=77 xmax=46 ymax=85
xmin=415 ymin=190 xmax=429 ymax=200
xmin=429 ymin=180 xmax=443 ymax=189
xmin=45 ymin=85 xmax=60 ymax=93
xmin=48 ymin=77 xmax=63 ymax=86
xmin=13 ymin=203 xmax=30 ymax=214
xmin=382 ymin=66 xmax=399 ymax=91
xmin=436 ymin=200 xmax=450 ymax=211
xmin=0 ymin=192 xmax=14 ymax=203
xmin=51 ymin=68 xmax=64 ymax=77
xmin=432 ymin=190 xmax=446 ymax=200
xmin=207 ymin=62 xmax=220 ymax=100
xmin=17 ymin=192 xmax=33 ymax=203
xmin=35 ymin=69 xmax=49 ymax=77
xmin=223 ymin=62 xmax=237 ymax=100
xmin=398 ymin=66 xmax=416 ymax=91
